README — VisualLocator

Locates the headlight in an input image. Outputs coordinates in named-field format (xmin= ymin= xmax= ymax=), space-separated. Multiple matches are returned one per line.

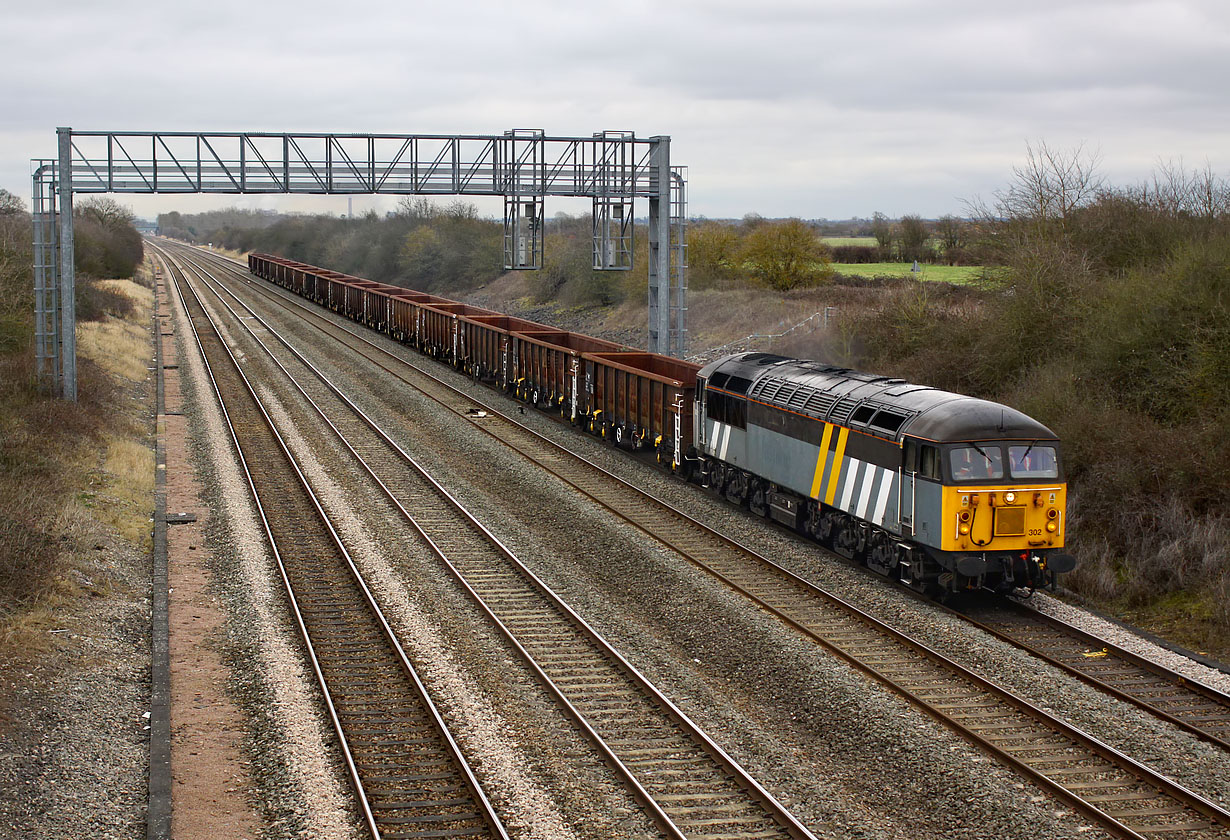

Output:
xmin=1004 ymin=492 xmax=1016 ymax=504
xmin=1046 ymin=521 xmax=1058 ymax=533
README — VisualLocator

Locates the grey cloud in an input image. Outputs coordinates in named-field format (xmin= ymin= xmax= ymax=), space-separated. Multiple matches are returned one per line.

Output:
xmin=2 ymin=0 xmax=1229 ymax=218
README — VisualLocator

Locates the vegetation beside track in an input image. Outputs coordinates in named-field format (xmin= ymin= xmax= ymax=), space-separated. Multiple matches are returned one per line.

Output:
xmin=0 ymin=191 xmax=151 ymax=655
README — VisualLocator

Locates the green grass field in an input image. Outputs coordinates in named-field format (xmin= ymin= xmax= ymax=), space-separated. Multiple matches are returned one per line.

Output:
xmin=821 ymin=236 xmax=878 ymax=247
xmin=831 ymin=262 xmax=985 ymax=284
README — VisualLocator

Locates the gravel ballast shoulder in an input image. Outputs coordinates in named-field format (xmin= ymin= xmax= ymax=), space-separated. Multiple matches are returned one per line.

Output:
xmin=0 ymin=529 xmax=152 ymax=840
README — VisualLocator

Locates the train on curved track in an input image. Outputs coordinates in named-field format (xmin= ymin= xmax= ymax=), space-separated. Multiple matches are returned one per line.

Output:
xmin=248 ymin=252 xmax=1076 ymax=595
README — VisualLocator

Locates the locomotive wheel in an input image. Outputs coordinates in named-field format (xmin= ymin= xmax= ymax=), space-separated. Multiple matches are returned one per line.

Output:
xmin=724 ymin=470 xmax=749 ymax=507
xmin=817 ymin=509 xmax=839 ymax=545
xmin=749 ymin=481 xmax=769 ymax=518
xmin=866 ymin=533 xmax=897 ymax=576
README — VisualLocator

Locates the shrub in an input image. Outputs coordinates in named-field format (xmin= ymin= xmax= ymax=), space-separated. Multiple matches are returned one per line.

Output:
xmin=829 ymin=245 xmax=878 ymax=263
xmin=76 ymin=276 xmax=136 ymax=323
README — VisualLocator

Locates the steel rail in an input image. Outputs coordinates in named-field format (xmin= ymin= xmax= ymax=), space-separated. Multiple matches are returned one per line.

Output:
xmin=171 ymin=242 xmax=816 ymax=840
xmin=951 ymin=597 xmax=1230 ymax=750
xmin=180 ymin=242 xmax=1230 ymax=839
xmin=151 ymin=244 xmax=508 ymax=840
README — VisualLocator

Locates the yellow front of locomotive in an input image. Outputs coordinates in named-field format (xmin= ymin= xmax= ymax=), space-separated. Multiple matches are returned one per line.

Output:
xmin=943 ymin=484 xmax=1067 ymax=554
xmin=937 ymin=440 xmax=1073 ymax=587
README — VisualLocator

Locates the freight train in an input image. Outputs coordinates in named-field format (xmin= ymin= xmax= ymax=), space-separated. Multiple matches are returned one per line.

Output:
xmin=248 ymin=252 xmax=1075 ymax=594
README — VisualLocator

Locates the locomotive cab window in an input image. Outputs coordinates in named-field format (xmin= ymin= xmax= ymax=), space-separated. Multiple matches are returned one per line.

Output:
xmin=949 ymin=445 xmax=1003 ymax=482
xmin=1009 ymin=444 xmax=1059 ymax=479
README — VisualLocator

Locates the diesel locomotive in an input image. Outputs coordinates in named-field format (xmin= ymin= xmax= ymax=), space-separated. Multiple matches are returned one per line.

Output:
xmin=691 ymin=352 xmax=1075 ymax=593
xmin=247 ymin=252 xmax=1074 ymax=595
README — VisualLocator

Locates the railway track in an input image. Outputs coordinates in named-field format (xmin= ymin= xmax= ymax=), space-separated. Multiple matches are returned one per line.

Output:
xmin=954 ymin=598 xmax=1230 ymax=750
xmin=174 ymin=242 xmax=1230 ymax=839
xmin=153 ymin=247 xmax=506 ymax=840
xmin=160 ymin=243 xmax=816 ymax=840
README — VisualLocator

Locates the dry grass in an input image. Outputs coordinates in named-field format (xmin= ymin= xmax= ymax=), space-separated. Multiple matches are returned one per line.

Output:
xmin=95 ymin=277 xmax=153 ymax=310
xmin=77 ymin=277 xmax=154 ymax=383
xmin=0 ymin=259 xmax=155 ymax=656
xmin=95 ymin=436 xmax=155 ymax=550
xmin=195 ymin=242 xmax=249 ymax=263
xmin=77 ymin=318 xmax=151 ymax=382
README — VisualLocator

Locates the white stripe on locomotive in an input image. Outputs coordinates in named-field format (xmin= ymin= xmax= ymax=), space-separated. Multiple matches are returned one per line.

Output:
xmin=855 ymin=462 xmax=876 ymax=519
xmin=839 ymin=457 xmax=860 ymax=512
xmin=872 ymin=470 xmax=894 ymax=526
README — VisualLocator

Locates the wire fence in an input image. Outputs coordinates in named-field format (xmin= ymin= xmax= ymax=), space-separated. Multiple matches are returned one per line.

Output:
xmin=687 ymin=306 xmax=837 ymax=364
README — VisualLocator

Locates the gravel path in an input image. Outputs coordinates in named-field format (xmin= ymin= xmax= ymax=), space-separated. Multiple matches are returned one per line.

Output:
xmin=0 ymin=528 xmax=151 ymax=840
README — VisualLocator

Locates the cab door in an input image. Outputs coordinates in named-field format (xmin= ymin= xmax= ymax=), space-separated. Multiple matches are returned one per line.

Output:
xmin=900 ymin=438 xmax=918 ymax=536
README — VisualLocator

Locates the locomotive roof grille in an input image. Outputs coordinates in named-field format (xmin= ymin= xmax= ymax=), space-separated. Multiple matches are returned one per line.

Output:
xmin=828 ymin=397 xmax=860 ymax=426
xmin=804 ymin=392 xmax=835 ymax=415
xmin=699 ymin=352 xmax=1057 ymax=441
xmin=786 ymin=385 xmax=812 ymax=410
xmin=757 ymin=379 xmax=788 ymax=402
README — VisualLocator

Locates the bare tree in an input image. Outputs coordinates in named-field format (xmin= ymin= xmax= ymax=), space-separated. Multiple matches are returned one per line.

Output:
xmin=934 ymin=214 xmax=965 ymax=252
xmin=76 ymin=195 xmax=135 ymax=228
xmin=740 ymin=218 xmax=833 ymax=291
xmin=0 ymin=188 xmax=24 ymax=216
xmin=395 ymin=196 xmax=437 ymax=220
xmin=1142 ymin=159 xmax=1230 ymax=220
xmin=994 ymin=140 xmax=1104 ymax=231
xmin=898 ymin=214 xmax=929 ymax=260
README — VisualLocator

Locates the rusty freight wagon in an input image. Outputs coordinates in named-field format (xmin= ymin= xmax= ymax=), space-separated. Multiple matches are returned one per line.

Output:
xmin=509 ymin=329 xmax=625 ymax=412
xmin=248 ymin=252 xmax=700 ymax=471
xmin=415 ymin=301 xmax=501 ymax=362
xmin=454 ymin=313 xmax=552 ymax=384
xmin=582 ymin=351 xmax=699 ymax=468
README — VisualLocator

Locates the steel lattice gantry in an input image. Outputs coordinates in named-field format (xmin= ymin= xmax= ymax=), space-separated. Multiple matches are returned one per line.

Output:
xmin=34 ymin=127 xmax=687 ymax=399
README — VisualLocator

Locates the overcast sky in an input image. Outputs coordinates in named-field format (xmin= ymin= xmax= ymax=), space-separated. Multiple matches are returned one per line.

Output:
xmin=3 ymin=0 xmax=1228 ymax=221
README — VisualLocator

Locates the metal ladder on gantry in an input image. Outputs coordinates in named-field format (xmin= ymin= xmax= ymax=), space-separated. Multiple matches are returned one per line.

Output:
xmin=33 ymin=128 xmax=688 ymax=400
